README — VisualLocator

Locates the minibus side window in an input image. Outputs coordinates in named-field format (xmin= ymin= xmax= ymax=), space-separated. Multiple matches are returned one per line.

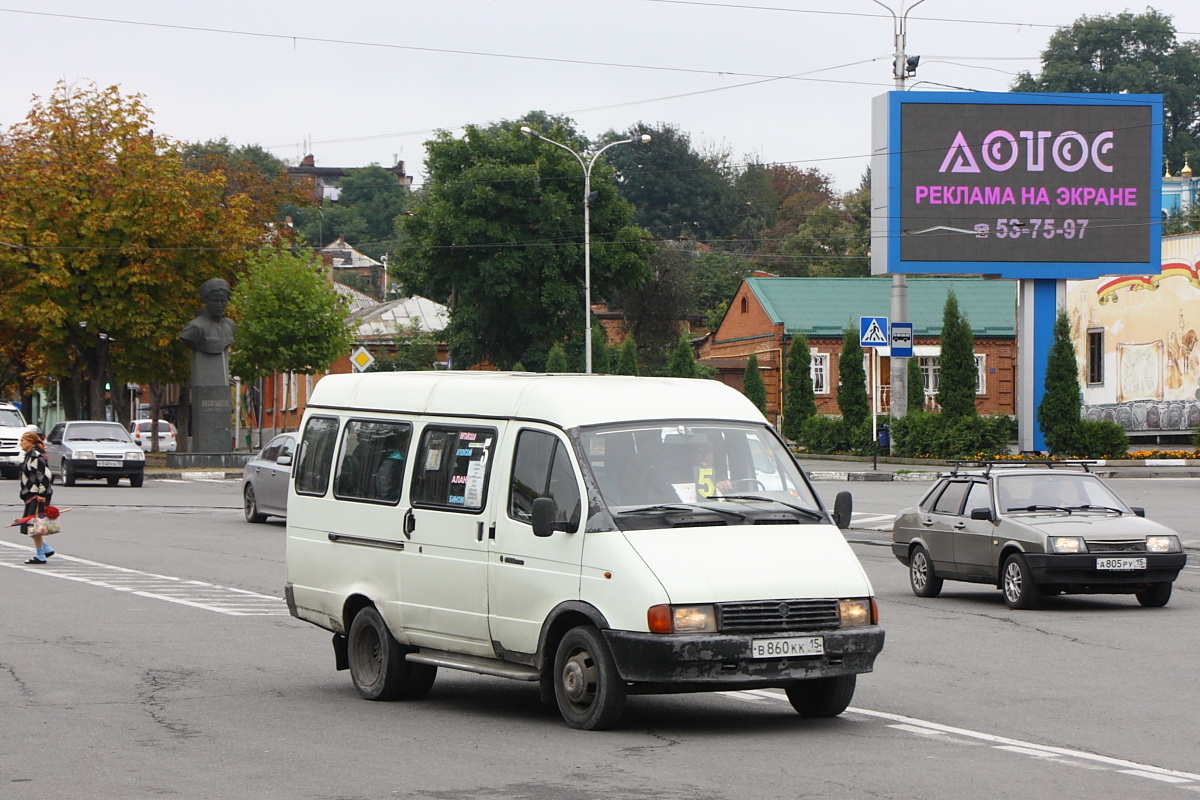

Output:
xmin=509 ymin=430 xmax=581 ymax=531
xmin=410 ymin=425 xmax=496 ymax=511
xmin=334 ymin=419 xmax=413 ymax=504
xmin=294 ymin=416 xmax=339 ymax=496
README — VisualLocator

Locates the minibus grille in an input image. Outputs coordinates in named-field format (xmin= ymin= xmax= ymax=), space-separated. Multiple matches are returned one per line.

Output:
xmin=718 ymin=599 xmax=841 ymax=632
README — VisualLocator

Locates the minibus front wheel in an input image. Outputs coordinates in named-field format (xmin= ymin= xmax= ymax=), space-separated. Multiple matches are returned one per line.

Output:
xmin=553 ymin=625 xmax=627 ymax=730
xmin=347 ymin=606 xmax=436 ymax=701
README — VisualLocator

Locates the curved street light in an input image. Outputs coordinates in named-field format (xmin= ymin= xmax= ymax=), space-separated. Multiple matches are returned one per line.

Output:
xmin=521 ymin=126 xmax=651 ymax=374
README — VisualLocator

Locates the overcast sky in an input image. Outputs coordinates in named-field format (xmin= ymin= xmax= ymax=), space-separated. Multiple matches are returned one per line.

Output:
xmin=3 ymin=1 xmax=1199 ymax=194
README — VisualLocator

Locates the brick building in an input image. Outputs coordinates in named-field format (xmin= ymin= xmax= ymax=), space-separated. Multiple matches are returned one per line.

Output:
xmin=697 ymin=277 xmax=1018 ymax=426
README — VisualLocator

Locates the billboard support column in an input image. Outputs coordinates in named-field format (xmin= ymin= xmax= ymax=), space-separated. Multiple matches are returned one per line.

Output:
xmin=1018 ymin=279 xmax=1064 ymax=453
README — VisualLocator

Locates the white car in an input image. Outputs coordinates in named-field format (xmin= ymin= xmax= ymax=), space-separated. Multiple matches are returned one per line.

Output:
xmin=129 ymin=419 xmax=178 ymax=453
xmin=0 ymin=401 xmax=29 ymax=479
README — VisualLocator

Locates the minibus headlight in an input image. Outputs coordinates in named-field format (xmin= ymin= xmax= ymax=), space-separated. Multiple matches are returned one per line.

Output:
xmin=1048 ymin=536 xmax=1088 ymax=554
xmin=1146 ymin=535 xmax=1181 ymax=553
xmin=647 ymin=604 xmax=717 ymax=634
xmin=838 ymin=598 xmax=874 ymax=628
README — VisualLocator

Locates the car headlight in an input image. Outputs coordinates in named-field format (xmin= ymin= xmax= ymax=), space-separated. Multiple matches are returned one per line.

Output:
xmin=125 ymin=450 xmax=145 ymax=461
xmin=75 ymin=450 xmax=95 ymax=460
xmin=838 ymin=597 xmax=877 ymax=627
xmin=647 ymin=604 xmax=717 ymax=633
xmin=1048 ymin=536 xmax=1088 ymax=554
xmin=1146 ymin=535 xmax=1182 ymax=553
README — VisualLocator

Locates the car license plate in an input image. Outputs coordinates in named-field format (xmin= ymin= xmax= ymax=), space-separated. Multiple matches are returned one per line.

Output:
xmin=750 ymin=636 xmax=824 ymax=659
xmin=96 ymin=460 xmax=122 ymax=468
xmin=1096 ymin=557 xmax=1146 ymax=571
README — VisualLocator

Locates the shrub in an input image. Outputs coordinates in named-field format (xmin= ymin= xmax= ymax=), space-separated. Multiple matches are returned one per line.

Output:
xmin=1072 ymin=420 xmax=1129 ymax=458
xmin=799 ymin=415 xmax=848 ymax=453
xmin=890 ymin=413 xmax=1015 ymax=459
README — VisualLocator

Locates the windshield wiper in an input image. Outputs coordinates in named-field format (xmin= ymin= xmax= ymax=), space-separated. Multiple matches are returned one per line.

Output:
xmin=719 ymin=495 xmax=826 ymax=521
xmin=618 ymin=504 xmax=748 ymax=522
xmin=1006 ymin=504 xmax=1073 ymax=514
xmin=1066 ymin=504 xmax=1123 ymax=514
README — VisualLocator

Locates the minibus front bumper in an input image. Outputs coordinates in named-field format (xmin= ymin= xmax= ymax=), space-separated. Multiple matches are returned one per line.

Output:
xmin=602 ymin=627 xmax=884 ymax=687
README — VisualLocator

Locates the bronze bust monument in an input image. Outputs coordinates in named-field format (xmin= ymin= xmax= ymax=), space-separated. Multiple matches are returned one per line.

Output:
xmin=179 ymin=277 xmax=236 ymax=452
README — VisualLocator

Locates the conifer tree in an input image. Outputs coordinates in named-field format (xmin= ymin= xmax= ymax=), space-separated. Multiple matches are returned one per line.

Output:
xmin=743 ymin=352 xmax=767 ymax=413
xmin=837 ymin=327 xmax=869 ymax=429
xmin=782 ymin=334 xmax=817 ymax=441
xmin=615 ymin=336 xmax=640 ymax=376
xmin=907 ymin=354 xmax=926 ymax=413
xmin=935 ymin=289 xmax=978 ymax=418
xmin=545 ymin=343 xmax=569 ymax=372
xmin=1038 ymin=310 xmax=1083 ymax=454
xmin=667 ymin=334 xmax=702 ymax=378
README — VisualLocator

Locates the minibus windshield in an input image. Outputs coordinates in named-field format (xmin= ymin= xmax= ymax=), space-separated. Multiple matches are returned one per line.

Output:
xmin=580 ymin=421 xmax=823 ymax=526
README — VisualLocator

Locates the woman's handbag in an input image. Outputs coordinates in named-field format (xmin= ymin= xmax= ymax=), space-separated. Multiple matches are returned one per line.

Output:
xmin=28 ymin=514 xmax=60 ymax=536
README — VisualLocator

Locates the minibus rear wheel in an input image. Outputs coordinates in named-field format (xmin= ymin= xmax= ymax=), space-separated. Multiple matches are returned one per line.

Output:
xmin=553 ymin=625 xmax=626 ymax=730
xmin=348 ymin=606 xmax=437 ymax=701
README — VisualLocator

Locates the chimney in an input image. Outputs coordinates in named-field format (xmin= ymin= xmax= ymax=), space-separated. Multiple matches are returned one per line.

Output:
xmin=301 ymin=154 xmax=315 ymax=167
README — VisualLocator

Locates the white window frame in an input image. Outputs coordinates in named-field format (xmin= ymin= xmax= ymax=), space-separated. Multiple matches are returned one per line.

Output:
xmin=916 ymin=350 xmax=986 ymax=396
xmin=285 ymin=372 xmax=300 ymax=411
xmin=810 ymin=351 xmax=829 ymax=395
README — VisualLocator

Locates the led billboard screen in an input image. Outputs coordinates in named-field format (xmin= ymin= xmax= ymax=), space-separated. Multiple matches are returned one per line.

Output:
xmin=872 ymin=92 xmax=1162 ymax=279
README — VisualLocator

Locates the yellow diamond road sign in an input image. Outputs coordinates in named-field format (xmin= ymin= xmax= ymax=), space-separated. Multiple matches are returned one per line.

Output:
xmin=351 ymin=347 xmax=375 ymax=372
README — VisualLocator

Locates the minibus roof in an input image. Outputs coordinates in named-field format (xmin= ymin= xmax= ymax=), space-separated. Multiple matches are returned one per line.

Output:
xmin=306 ymin=372 xmax=767 ymax=429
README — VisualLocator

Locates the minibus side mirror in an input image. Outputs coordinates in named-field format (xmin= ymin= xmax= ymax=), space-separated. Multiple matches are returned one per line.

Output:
xmin=832 ymin=491 xmax=853 ymax=529
xmin=531 ymin=497 xmax=556 ymax=538
xmin=1130 ymin=506 xmax=1145 ymax=518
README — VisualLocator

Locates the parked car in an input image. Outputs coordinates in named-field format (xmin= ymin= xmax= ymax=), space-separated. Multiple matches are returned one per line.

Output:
xmin=45 ymin=421 xmax=146 ymax=487
xmin=0 ymin=401 xmax=29 ymax=479
xmin=129 ymin=419 xmax=178 ymax=453
xmin=891 ymin=461 xmax=1187 ymax=609
xmin=242 ymin=433 xmax=295 ymax=522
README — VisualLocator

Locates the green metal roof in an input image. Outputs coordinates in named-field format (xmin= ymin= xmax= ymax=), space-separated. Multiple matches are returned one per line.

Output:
xmin=745 ymin=277 xmax=1016 ymax=338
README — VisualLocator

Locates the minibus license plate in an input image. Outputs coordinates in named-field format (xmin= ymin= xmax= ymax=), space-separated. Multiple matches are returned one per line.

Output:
xmin=1096 ymin=557 xmax=1146 ymax=570
xmin=96 ymin=460 xmax=122 ymax=468
xmin=750 ymin=636 xmax=824 ymax=659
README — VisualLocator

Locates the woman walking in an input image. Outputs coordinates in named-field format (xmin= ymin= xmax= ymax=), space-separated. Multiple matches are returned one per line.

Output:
xmin=18 ymin=429 xmax=54 ymax=564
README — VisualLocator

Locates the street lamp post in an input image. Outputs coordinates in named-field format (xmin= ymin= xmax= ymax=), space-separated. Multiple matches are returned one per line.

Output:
xmin=520 ymin=126 xmax=651 ymax=373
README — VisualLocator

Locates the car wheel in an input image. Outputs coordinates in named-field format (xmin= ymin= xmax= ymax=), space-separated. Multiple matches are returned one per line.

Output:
xmin=553 ymin=625 xmax=627 ymax=731
xmin=1136 ymin=582 xmax=1172 ymax=608
xmin=129 ymin=472 xmax=144 ymax=488
xmin=1002 ymin=552 xmax=1040 ymax=609
xmin=909 ymin=545 xmax=943 ymax=598
xmin=243 ymin=485 xmax=267 ymax=523
xmin=785 ymin=675 xmax=856 ymax=717
xmin=106 ymin=476 xmax=120 ymax=486
xmin=61 ymin=460 xmax=76 ymax=487
xmin=347 ymin=606 xmax=435 ymax=701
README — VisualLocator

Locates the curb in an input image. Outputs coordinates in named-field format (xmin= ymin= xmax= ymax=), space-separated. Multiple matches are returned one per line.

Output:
xmin=147 ymin=471 xmax=243 ymax=481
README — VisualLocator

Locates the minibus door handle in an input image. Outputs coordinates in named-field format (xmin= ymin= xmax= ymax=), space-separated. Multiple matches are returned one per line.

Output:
xmin=476 ymin=521 xmax=484 ymax=542
xmin=403 ymin=508 xmax=415 ymax=539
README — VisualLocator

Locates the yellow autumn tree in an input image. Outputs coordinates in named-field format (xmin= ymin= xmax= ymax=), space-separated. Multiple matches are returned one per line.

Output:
xmin=0 ymin=82 xmax=306 ymax=418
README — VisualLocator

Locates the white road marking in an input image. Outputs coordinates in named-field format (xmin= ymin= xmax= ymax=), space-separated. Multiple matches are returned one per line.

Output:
xmin=851 ymin=513 xmax=896 ymax=530
xmin=0 ymin=541 xmax=288 ymax=616
xmin=737 ymin=690 xmax=1198 ymax=787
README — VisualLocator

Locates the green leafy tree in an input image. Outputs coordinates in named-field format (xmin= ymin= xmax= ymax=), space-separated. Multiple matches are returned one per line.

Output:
xmin=777 ymin=174 xmax=871 ymax=278
xmin=782 ymin=334 xmax=818 ymax=441
xmin=395 ymin=113 xmax=653 ymax=369
xmin=364 ymin=320 xmax=440 ymax=372
xmin=837 ymin=327 xmax=869 ymax=430
xmin=615 ymin=336 xmax=640 ymax=376
xmin=1012 ymin=9 xmax=1200 ymax=171
xmin=1038 ymin=310 xmax=1083 ymax=454
xmin=611 ymin=241 xmax=700 ymax=374
xmin=600 ymin=122 xmax=739 ymax=241
xmin=229 ymin=249 xmax=353 ymax=431
xmin=545 ymin=343 xmax=569 ymax=373
xmin=936 ymin=289 xmax=978 ymax=418
xmin=743 ymin=352 xmax=767 ymax=413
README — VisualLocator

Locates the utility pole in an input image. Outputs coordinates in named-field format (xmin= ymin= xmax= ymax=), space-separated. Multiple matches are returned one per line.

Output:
xmin=870 ymin=0 xmax=926 ymax=419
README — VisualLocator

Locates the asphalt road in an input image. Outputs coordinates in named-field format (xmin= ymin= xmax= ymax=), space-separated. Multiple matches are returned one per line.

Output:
xmin=1 ymin=477 xmax=1196 ymax=799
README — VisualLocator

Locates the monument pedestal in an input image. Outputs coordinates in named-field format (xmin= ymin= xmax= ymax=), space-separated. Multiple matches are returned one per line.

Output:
xmin=192 ymin=384 xmax=231 ymax=453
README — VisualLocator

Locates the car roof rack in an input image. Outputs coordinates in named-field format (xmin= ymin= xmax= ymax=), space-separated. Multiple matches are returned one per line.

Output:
xmin=946 ymin=459 xmax=1095 ymax=477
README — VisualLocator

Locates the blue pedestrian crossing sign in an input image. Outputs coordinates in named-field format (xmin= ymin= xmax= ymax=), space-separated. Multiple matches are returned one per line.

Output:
xmin=860 ymin=316 xmax=889 ymax=348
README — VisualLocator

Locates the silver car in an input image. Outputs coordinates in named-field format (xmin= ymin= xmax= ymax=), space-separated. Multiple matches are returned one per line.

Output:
xmin=891 ymin=461 xmax=1187 ymax=609
xmin=45 ymin=421 xmax=146 ymax=487
xmin=242 ymin=433 xmax=295 ymax=522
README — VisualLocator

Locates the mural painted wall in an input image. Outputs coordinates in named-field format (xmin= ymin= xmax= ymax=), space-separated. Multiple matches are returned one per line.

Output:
xmin=1067 ymin=233 xmax=1200 ymax=432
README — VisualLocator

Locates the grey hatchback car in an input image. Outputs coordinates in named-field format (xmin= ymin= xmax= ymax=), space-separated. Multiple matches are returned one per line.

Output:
xmin=242 ymin=433 xmax=295 ymax=522
xmin=892 ymin=461 xmax=1186 ymax=609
